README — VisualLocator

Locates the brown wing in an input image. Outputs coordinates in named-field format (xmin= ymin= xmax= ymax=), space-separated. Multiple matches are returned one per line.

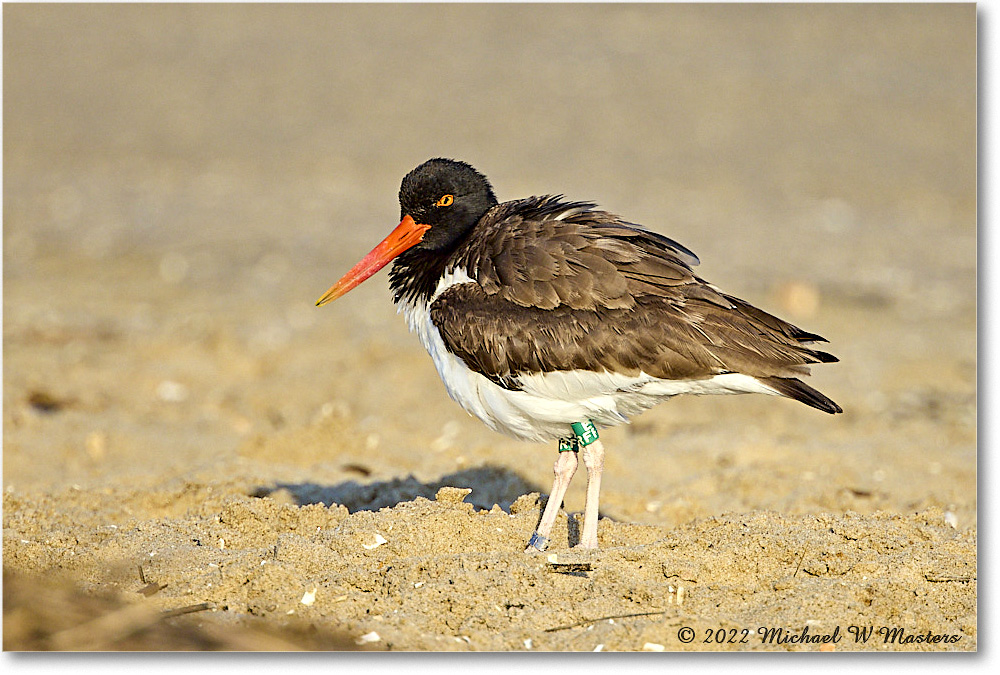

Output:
xmin=430 ymin=285 xmax=836 ymax=382
xmin=458 ymin=196 xmax=708 ymax=312
xmin=434 ymin=197 xmax=838 ymax=404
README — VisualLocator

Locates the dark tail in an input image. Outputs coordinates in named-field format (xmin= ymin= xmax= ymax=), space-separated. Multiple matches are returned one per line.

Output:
xmin=758 ymin=376 xmax=843 ymax=414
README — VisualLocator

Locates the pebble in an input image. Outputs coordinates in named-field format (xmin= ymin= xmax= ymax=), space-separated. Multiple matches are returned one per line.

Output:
xmin=156 ymin=380 xmax=189 ymax=403
xmin=85 ymin=432 xmax=107 ymax=461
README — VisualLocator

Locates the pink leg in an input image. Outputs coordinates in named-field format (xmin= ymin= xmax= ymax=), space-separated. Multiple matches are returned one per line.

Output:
xmin=577 ymin=439 xmax=605 ymax=549
xmin=526 ymin=448 xmax=578 ymax=552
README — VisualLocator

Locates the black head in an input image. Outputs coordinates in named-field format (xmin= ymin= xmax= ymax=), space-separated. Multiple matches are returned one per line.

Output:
xmin=398 ymin=158 xmax=499 ymax=251
xmin=315 ymin=158 xmax=498 ymax=307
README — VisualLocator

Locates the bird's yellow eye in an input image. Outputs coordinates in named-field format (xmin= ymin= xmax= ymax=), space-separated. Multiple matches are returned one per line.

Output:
xmin=436 ymin=194 xmax=454 ymax=207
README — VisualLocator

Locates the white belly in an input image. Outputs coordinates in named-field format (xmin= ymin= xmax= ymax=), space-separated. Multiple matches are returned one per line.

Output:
xmin=398 ymin=270 xmax=779 ymax=443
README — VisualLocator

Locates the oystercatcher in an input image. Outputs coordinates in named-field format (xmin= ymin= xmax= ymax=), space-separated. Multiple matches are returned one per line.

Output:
xmin=317 ymin=158 xmax=841 ymax=551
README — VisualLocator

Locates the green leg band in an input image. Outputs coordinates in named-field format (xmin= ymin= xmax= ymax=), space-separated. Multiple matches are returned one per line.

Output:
xmin=558 ymin=437 xmax=579 ymax=453
xmin=571 ymin=420 xmax=600 ymax=446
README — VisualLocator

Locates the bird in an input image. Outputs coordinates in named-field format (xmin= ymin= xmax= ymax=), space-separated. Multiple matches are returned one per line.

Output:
xmin=316 ymin=158 xmax=842 ymax=552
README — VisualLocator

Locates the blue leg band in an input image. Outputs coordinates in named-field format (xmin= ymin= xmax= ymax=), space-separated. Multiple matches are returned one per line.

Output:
xmin=527 ymin=532 xmax=549 ymax=551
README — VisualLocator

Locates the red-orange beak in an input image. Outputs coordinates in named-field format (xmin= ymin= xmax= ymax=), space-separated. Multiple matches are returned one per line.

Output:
xmin=315 ymin=215 xmax=431 ymax=306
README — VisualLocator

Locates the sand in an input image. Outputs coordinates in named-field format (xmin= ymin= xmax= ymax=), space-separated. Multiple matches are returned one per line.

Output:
xmin=2 ymin=4 xmax=976 ymax=651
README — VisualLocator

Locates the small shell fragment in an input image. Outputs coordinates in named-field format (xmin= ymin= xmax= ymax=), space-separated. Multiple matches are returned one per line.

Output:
xmin=642 ymin=642 xmax=665 ymax=652
xmin=300 ymin=587 xmax=317 ymax=606
xmin=356 ymin=631 xmax=381 ymax=645
xmin=362 ymin=533 xmax=388 ymax=550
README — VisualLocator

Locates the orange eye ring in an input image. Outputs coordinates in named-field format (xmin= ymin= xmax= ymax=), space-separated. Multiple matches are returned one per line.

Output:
xmin=436 ymin=194 xmax=454 ymax=207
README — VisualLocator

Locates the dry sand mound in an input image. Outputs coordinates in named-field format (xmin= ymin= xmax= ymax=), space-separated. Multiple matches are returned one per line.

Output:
xmin=3 ymin=473 xmax=976 ymax=651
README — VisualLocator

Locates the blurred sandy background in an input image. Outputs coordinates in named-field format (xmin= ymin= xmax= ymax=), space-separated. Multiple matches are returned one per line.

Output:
xmin=3 ymin=3 xmax=976 ymax=651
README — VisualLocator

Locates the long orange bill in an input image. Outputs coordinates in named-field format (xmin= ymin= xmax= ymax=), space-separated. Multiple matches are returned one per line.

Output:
xmin=315 ymin=215 xmax=431 ymax=306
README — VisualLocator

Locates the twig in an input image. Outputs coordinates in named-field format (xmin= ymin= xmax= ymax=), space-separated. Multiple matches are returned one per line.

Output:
xmin=924 ymin=575 xmax=975 ymax=583
xmin=544 ymin=610 xmax=667 ymax=633
xmin=160 ymin=602 xmax=215 ymax=619
xmin=792 ymin=548 xmax=808 ymax=577
xmin=547 ymin=562 xmax=593 ymax=574
xmin=48 ymin=600 xmax=214 ymax=649
xmin=49 ymin=603 xmax=161 ymax=650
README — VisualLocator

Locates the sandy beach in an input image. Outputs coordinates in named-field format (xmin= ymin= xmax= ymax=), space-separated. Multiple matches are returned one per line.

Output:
xmin=3 ymin=4 xmax=976 ymax=651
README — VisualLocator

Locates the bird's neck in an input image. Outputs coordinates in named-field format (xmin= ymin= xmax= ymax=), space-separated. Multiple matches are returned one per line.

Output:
xmin=389 ymin=201 xmax=499 ymax=306
xmin=389 ymin=243 xmax=463 ymax=307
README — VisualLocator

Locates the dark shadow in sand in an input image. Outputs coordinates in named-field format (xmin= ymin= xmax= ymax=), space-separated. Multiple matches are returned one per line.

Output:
xmin=250 ymin=464 xmax=613 ymax=546
xmin=251 ymin=464 xmax=542 ymax=513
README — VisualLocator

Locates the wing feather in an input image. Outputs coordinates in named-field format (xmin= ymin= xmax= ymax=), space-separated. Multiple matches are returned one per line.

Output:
xmin=433 ymin=196 xmax=837 ymax=393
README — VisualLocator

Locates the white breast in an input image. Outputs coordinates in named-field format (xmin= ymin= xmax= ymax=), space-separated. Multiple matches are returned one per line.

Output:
xmin=397 ymin=268 xmax=780 ymax=443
